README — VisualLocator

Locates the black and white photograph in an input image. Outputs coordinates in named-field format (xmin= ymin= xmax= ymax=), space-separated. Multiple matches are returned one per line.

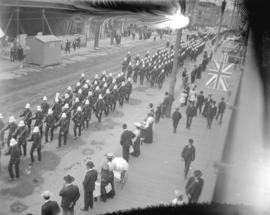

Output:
xmin=0 ymin=0 xmax=268 ymax=214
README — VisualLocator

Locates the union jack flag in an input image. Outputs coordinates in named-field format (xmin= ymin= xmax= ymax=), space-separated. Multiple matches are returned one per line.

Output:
xmin=205 ymin=53 xmax=233 ymax=92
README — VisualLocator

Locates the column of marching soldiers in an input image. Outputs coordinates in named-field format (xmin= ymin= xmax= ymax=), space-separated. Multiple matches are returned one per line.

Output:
xmin=0 ymin=31 xmax=216 ymax=181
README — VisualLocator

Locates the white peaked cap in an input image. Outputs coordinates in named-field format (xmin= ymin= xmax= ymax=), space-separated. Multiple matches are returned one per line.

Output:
xmin=75 ymin=97 xmax=79 ymax=102
xmin=10 ymin=138 xmax=18 ymax=146
xmin=88 ymin=91 xmax=93 ymax=96
xmin=67 ymin=86 xmax=72 ymax=91
xmin=55 ymin=98 xmax=59 ymax=103
xmin=18 ymin=120 xmax=25 ymax=127
xmin=104 ymin=83 xmax=107 ymax=87
xmin=128 ymin=78 xmax=132 ymax=82
xmin=103 ymin=70 xmax=106 ymax=75
xmin=78 ymin=89 xmax=82 ymax=94
xmin=86 ymin=79 xmax=90 ymax=84
xmin=55 ymin=92 xmax=60 ymax=97
xmin=98 ymin=94 xmax=102 ymax=99
xmin=77 ymin=106 xmax=82 ymax=111
xmin=102 ymin=78 xmax=106 ymax=82
xmin=128 ymin=51 xmax=130 ymax=54
xmin=37 ymin=106 xmax=41 ymax=111
xmin=33 ymin=126 xmax=40 ymax=133
xmin=25 ymin=103 xmax=31 ymax=109
xmin=61 ymin=113 xmax=67 ymax=118
xmin=48 ymin=109 xmax=53 ymax=114
xmin=112 ymin=79 xmax=116 ymax=83
xmin=77 ymin=82 xmax=81 ymax=87
xmin=114 ymin=85 xmax=117 ymax=90
xmin=81 ymin=73 xmax=85 ymax=77
xmin=64 ymin=103 xmax=69 ymax=109
xmin=43 ymin=96 xmax=47 ymax=101
xmin=94 ymin=81 xmax=97 ymax=85
xmin=84 ymin=84 xmax=88 ymax=89
xmin=121 ymin=82 xmax=125 ymax=87
xmin=121 ymin=72 xmax=124 ymax=76
xmin=65 ymin=93 xmax=69 ymax=99
xmin=109 ymin=73 xmax=112 ymax=76
xmin=85 ymin=100 xmax=89 ymax=105
xmin=95 ymin=74 xmax=98 ymax=79
xmin=96 ymin=86 xmax=100 ymax=91
xmin=117 ymin=74 xmax=121 ymax=77
xmin=0 ymin=113 xmax=3 ymax=119
xmin=106 ymin=89 xmax=110 ymax=94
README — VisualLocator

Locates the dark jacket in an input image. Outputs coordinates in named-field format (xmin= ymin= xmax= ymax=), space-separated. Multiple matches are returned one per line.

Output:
xmin=181 ymin=145 xmax=196 ymax=162
xmin=72 ymin=111 xmax=84 ymax=125
xmin=218 ymin=101 xmax=226 ymax=113
xmin=59 ymin=184 xmax=80 ymax=209
xmin=33 ymin=111 xmax=44 ymax=126
xmin=185 ymin=176 xmax=204 ymax=203
xmin=186 ymin=105 xmax=196 ymax=117
xmin=5 ymin=145 xmax=21 ymax=162
xmin=20 ymin=109 xmax=32 ymax=123
xmin=45 ymin=114 xmax=55 ymax=128
xmin=41 ymin=102 xmax=50 ymax=115
xmin=83 ymin=169 xmax=98 ymax=191
xmin=41 ymin=200 xmax=60 ymax=215
xmin=172 ymin=111 xmax=182 ymax=122
xmin=28 ymin=133 xmax=41 ymax=149
xmin=120 ymin=130 xmax=136 ymax=147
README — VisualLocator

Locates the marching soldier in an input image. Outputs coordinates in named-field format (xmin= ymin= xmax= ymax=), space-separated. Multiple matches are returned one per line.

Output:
xmin=72 ymin=106 xmax=84 ymax=139
xmin=3 ymin=116 xmax=18 ymax=147
xmin=56 ymin=113 xmax=69 ymax=148
xmin=107 ymin=73 xmax=113 ymax=86
xmin=67 ymin=86 xmax=73 ymax=100
xmin=13 ymin=120 xmax=28 ymax=156
xmin=103 ymin=89 xmax=111 ymax=116
xmin=79 ymin=73 xmax=86 ymax=84
xmin=95 ymin=94 xmax=105 ymax=123
xmin=78 ymin=89 xmax=84 ymax=103
xmin=207 ymin=101 xmax=217 ymax=129
xmin=196 ymin=91 xmax=205 ymax=115
xmin=5 ymin=138 xmax=21 ymax=181
xmin=122 ymin=57 xmax=128 ymax=74
xmin=126 ymin=62 xmax=133 ymax=79
xmin=32 ymin=106 xmax=44 ymax=138
xmin=72 ymin=97 xmax=80 ymax=115
xmin=82 ymin=84 xmax=89 ymax=98
xmin=20 ymin=103 xmax=32 ymax=135
xmin=100 ymin=71 xmax=107 ymax=81
xmin=41 ymin=96 xmax=50 ymax=116
xmin=118 ymin=82 xmax=126 ymax=107
xmin=82 ymin=100 xmax=92 ymax=129
xmin=133 ymin=61 xmax=140 ymax=84
xmin=111 ymin=85 xmax=118 ymax=111
xmin=125 ymin=78 xmax=132 ymax=102
xmin=157 ymin=69 xmax=165 ymax=89
xmin=52 ymin=98 xmax=62 ymax=122
xmin=62 ymin=103 xmax=72 ymax=134
xmin=28 ymin=126 xmax=42 ymax=165
xmin=93 ymin=74 xmax=100 ymax=85
xmin=44 ymin=109 xmax=55 ymax=143
xmin=139 ymin=63 xmax=145 ymax=85
xmin=74 ymin=82 xmax=81 ymax=94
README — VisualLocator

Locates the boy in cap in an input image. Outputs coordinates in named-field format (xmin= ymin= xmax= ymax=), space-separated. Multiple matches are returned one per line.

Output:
xmin=59 ymin=174 xmax=80 ymax=215
xmin=185 ymin=170 xmax=204 ymax=203
xmin=41 ymin=191 xmax=60 ymax=215
xmin=5 ymin=138 xmax=21 ymax=181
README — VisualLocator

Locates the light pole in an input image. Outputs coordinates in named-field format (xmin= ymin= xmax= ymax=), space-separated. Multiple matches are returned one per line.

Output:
xmin=214 ymin=0 xmax=227 ymax=52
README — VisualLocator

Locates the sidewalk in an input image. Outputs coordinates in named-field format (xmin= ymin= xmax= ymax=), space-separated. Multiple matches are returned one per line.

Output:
xmin=0 ymin=38 xmax=241 ymax=215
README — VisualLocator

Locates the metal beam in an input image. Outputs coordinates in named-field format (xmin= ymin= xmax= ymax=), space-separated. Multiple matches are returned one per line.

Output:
xmin=4 ymin=11 xmax=14 ymax=34
xmin=43 ymin=10 xmax=53 ymax=35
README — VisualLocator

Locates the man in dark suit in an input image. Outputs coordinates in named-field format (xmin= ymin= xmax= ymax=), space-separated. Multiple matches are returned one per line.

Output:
xmin=172 ymin=108 xmax=182 ymax=133
xmin=81 ymin=161 xmax=98 ymax=211
xmin=216 ymin=97 xmax=226 ymax=124
xmin=181 ymin=139 xmax=196 ymax=179
xmin=120 ymin=123 xmax=135 ymax=162
xmin=207 ymin=101 xmax=217 ymax=129
xmin=185 ymin=170 xmax=204 ymax=203
xmin=41 ymin=191 xmax=60 ymax=215
xmin=59 ymin=175 xmax=80 ymax=215
xmin=196 ymin=91 xmax=205 ymax=115
xmin=186 ymin=101 xmax=196 ymax=129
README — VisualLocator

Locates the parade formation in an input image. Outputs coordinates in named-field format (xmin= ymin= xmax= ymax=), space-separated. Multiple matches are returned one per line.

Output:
xmin=0 ymin=26 xmax=237 ymax=214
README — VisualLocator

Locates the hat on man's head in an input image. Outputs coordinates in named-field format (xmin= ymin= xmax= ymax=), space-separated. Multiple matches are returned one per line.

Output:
xmin=86 ymin=161 xmax=94 ymax=168
xmin=188 ymin=138 xmax=194 ymax=144
xmin=41 ymin=190 xmax=52 ymax=199
xmin=194 ymin=170 xmax=202 ymax=177
xmin=63 ymin=174 xmax=75 ymax=183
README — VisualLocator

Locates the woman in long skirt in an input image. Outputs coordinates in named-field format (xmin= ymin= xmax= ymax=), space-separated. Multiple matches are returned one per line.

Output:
xmin=100 ymin=163 xmax=110 ymax=202
xmin=130 ymin=123 xmax=142 ymax=157
xmin=142 ymin=113 xmax=154 ymax=144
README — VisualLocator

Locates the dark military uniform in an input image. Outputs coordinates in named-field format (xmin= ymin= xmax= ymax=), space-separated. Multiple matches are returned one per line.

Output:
xmin=4 ymin=123 xmax=18 ymax=147
xmin=13 ymin=126 xmax=28 ymax=156
xmin=28 ymin=132 xmax=42 ymax=163
xmin=44 ymin=114 xmax=55 ymax=143
xmin=32 ymin=111 xmax=44 ymax=138
xmin=41 ymin=102 xmax=50 ymax=116
xmin=5 ymin=144 xmax=21 ymax=179
xmin=72 ymin=111 xmax=84 ymax=138
xmin=82 ymin=103 xmax=92 ymax=129
xmin=95 ymin=98 xmax=105 ymax=123
xmin=56 ymin=118 xmax=69 ymax=147
xmin=20 ymin=109 xmax=32 ymax=135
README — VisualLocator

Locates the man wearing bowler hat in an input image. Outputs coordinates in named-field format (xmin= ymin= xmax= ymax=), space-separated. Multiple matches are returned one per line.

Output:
xmin=181 ymin=138 xmax=196 ymax=179
xmin=81 ymin=161 xmax=98 ymax=211
xmin=59 ymin=174 xmax=80 ymax=215
xmin=41 ymin=190 xmax=60 ymax=215
xmin=185 ymin=170 xmax=204 ymax=203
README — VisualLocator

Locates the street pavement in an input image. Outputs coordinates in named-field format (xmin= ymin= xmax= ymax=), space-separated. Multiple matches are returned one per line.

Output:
xmin=0 ymin=35 xmax=241 ymax=215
